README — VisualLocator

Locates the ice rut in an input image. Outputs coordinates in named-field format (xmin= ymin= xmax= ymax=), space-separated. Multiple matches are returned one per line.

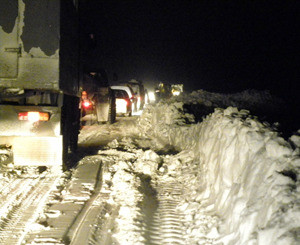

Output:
xmin=0 ymin=173 xmax=60 ymax=245
xmin=139 ymin=179 xmax=185 ymax=245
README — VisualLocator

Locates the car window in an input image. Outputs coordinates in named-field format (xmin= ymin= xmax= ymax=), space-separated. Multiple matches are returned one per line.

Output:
xmin=114 ymin=90 xmax=129 ymax=99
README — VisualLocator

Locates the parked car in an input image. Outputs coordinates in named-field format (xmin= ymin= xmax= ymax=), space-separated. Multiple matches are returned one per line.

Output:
xmin=114 ymin=79 xmax=145 ymax=111
xmin=126 ymin=79 xmax=146 ymax=110
xmin=111 ymin=85 xmax=135 ymax=116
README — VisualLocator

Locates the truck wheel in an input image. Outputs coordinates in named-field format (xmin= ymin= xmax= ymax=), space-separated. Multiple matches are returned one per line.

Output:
xmin=108 ymin=96 xmax=116 ymax=124
xmin=70 ymin=112 xmax=80 ymax=152
xmin=62 ymin=95 xmax=80 ymax=169
xmin=70 ymin=103 xmax=80 ymax=153
xmin=70 ymin=132 xmax=78 ymax=152
xmin=62 ymin=130 xmax=69 ymax=164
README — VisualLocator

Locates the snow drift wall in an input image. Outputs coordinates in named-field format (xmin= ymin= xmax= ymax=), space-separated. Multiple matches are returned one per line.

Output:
xmin=138 ymin=102 xmax=300 ymax=244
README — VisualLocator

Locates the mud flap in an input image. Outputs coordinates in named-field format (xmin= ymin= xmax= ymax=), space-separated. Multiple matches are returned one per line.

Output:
xmin=0 ymin=136 xmax=62 ymax=166
xmin=95 ymin=102 xmax=109 ymax=122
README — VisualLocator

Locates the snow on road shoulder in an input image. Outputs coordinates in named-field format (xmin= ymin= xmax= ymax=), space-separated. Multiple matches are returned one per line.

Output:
xmin=138 ymin=92 xmax=300 ymax=244
xmin=78 ymin=116 xmax=140 ymax=148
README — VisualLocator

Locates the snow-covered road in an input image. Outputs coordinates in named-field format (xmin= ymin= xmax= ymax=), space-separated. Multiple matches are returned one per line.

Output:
xmin=0 ymin=169 xmax=61 ymax=244
xmin=0 ymin=89 xmax=299 ymax=244
xmin=21 ymin=117 xmax=195 ymax=244
xmin=0 ymin=116 xmax=194 ymax=244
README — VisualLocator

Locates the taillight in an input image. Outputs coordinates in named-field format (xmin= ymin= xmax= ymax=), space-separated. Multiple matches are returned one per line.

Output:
xmin=82 ymin=100 xmax=92 ymax=108
xmin=18 ymin=111 xmax=50 ymax=122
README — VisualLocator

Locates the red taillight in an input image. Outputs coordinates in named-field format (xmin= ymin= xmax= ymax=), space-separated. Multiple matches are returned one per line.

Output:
xmin=18 ymin=111 xmax=50 ymax=122
xmin=82 ymin=100 xmax=92 ymax=108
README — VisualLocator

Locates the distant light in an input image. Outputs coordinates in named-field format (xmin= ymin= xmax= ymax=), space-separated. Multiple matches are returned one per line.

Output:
xmin=172 ymin=91 xmax=180 ymax=96
xmin=148 ymin=92 xmax=155 ymax=101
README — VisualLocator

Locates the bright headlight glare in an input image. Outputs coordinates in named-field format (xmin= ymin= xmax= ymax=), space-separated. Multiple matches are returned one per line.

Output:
xmin=148 ymin=92 xmax=155 ymax=101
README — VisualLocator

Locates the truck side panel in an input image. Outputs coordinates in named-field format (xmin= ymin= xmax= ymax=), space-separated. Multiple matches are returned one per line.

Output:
xmin=60 ymin=0 xmax=80 ymax=95
xmin=0 ymin=0 xmax=80 ymax=95
xmin=0 ymin=0 xmax=80 ymax=167
xmin=0 ymin=0 xmax=19 ymax=78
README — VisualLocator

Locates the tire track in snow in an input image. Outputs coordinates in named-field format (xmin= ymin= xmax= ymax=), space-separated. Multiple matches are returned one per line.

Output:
xmin=23 ymin=159 xmax=107 ymax=245
xmin=66 ymin=160 xmax=103 ymax=244
xmin=91 ymin=148 xmax=186 ymax=244
xmin=152 ymin=181 xmax=185 ymax=244
xmin=0 ymin=178 xmax=32 ymax=226
xmin=136 ymin=176 xmax=185 ymax=245
xmin=0 ymin=173 xmax=61 ymax=245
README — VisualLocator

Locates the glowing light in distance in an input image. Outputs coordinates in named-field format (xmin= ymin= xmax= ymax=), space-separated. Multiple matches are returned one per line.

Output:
xmin=172 ymin=91 xmax=180 ymax=96
xmin=148 ymin=92 xmax=155 ymax=101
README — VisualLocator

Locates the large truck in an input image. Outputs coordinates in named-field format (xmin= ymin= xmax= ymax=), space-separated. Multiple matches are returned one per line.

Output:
xmin=0 ymin=0 xmax=81 ymax=168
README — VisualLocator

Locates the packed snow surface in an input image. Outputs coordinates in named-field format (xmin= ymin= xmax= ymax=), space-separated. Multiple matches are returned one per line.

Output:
xmin=136 ymin=90 xmax=300 ymax=244
xmin=2 ymin=89 xmax=298 ymax=245
xmin=80 ymin=89 xmax=300 ymax=244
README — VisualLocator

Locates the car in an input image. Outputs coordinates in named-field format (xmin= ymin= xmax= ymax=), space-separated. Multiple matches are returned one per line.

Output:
xmin=113 ymin=80 xmax=146 ymax=111
xmin=126 ymin=79 xmax=146 ymax=110
xmin=110 ymin=85 xmax=135 ymax=116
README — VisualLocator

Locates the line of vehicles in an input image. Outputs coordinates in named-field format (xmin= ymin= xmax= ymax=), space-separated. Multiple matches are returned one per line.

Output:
xmin=0 ymin=0 xmax=181 ymax=170
xmin=0 ymin=0 xmax=147 ymax=169
xmin=80 ymin=78 xmax=148 ymax=125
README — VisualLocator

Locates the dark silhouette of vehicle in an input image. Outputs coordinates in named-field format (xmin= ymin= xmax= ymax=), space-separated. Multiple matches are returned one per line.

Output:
xmin=111 ymin=85 xmax=136 ymax=116
xmin=80 ymin=70 xmax=116 ymax=125
xmin=112 ymin=79 xmax=146 ymax=111
xmin=155 ymin=82 xmax=172 ymax=102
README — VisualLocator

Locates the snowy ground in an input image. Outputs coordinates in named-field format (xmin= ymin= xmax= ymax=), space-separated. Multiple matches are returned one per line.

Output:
xmin=136 ymin=90 xmax=300 ymax=244
xmin=0 ymin=89 xmax=299 ymax=244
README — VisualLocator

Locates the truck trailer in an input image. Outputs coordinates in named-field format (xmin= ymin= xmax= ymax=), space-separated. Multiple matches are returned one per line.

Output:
xmin=0 ymin=0 xmax=81 ymax=168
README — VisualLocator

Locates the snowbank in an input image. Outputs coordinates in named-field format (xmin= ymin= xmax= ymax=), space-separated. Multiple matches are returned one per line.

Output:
xmin=138 ymin=92 xmax=300 ymax=244
xmin=171 ymin=89 xmax=284 ymax=112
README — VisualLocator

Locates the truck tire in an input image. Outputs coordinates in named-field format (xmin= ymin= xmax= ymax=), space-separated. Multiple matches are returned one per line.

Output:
xmin=62 ymin=95 xmax=80 ymax=168
xmin=62 ymin=107 xmax=69 ymax=165
xmin=108 ymin=95 xmax=116 ymax=124
xmin=70 ymin=107 xmax=80 ymax=152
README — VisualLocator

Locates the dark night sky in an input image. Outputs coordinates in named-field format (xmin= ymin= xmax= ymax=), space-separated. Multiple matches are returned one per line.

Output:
xmin=80 ymin=0 xmax=299 ymax=100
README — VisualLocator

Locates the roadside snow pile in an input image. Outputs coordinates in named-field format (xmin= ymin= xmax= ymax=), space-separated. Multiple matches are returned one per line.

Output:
xmin=138 ymin=96 xmax=300 ymax=244
xmin=173 ymin=89 xmax=284 ymax=111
